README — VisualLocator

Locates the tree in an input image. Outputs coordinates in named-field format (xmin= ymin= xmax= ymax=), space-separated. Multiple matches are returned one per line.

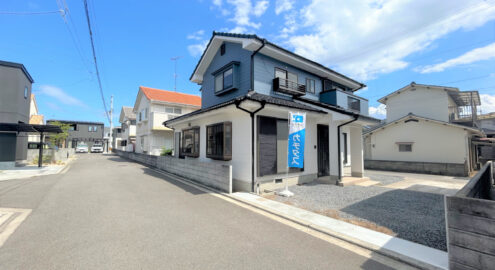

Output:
xmin=47 ymin=121 xmax=71 ymax=148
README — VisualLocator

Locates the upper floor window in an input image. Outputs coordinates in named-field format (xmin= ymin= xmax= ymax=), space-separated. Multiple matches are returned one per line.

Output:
xmin=306 ymin=79 xmax=315 ymax=94
xmin=174 ymin=108 xmax=182 ymax=114
xmin=347 ymin=96 xmax=360 ymax=111
xmin=138 ymin=112 xmax=142 ymax=122
xmin=182 ymin=127 xmax=200 ymax=158
xmin=275 ymin=68 xmax=297 ymax=83
xmin=215 ymin=67 xmax=233 ymax=92
xmin=213 ymin=61 xmax=239 ymax=95
xmin=24 ymin=86 xmax=28 ymax=99
xmin=220 ymin=43 xmax=226 ymax=55
xmin=206 ymin=122 xmax=232 ymax=160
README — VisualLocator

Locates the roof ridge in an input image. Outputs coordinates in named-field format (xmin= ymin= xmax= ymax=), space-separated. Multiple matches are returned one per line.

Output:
xmin=139 ymin=86 xmax=200 ymax=97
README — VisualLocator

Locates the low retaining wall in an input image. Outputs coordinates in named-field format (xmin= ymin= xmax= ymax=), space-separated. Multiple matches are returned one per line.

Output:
xmin=27 ymin=148 xmax=75 ymax=164
xmin=113 ymin=150 xmax=232 ymax=193
xmin=445 ymin=162 xmax=495 ymax=269
xmin=364 ymin=159 xmax=468 ymax=177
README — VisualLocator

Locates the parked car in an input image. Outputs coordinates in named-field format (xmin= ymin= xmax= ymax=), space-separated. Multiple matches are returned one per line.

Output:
xmin=76 ymin=143 xmax=89 ymax=153
xmin=91 ymin=143 xmax=103 ymax=153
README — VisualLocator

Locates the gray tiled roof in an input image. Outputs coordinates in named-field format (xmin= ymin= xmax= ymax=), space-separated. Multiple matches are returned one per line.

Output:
xmin=122 ymin=106 xmax=136 ymax=120
xmin=164 ymin=92 xmax=325 ymax=126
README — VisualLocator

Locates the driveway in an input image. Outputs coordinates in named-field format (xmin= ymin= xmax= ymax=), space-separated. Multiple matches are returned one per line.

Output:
xmin=0 ymin=154 xmax=398 ymax=270
xmin=271 ymin=170 xmax=469 ymax=251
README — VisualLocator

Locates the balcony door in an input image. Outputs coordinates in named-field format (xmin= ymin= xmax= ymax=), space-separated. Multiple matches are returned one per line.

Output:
xmin=275 ymin=68 xmax=297 ymax=86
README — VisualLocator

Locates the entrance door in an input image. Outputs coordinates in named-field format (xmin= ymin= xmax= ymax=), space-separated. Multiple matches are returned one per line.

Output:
xmin=317 ymin=125 xmax=329 ymax=177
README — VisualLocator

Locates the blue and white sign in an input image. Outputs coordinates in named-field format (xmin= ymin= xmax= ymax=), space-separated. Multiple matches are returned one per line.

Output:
xmin=288 ymin=112 xmax=306 ymax=168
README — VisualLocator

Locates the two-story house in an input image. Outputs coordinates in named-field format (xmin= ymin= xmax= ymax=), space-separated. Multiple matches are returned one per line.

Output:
xmin=118 ymin=106 xmax=136 ymax=152
xmin=28 ymin=94 xmax=45 ymax=147
xmin=46 ymin=120 xmax=105 ymax=149
xmin=0 ymin=60 xmax=34 ymax=168
xmin=133 ymin=86 xmax=201 ymax=156
xmin=364 ymin=82 xmax=484 ymax=176
xmin=111 ymin=126 xmax=124 ymax=150
xmin=164 ymin=32 xmax=378 ymax=193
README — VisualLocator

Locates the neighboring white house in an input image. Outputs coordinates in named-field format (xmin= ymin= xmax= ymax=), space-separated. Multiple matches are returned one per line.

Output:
xmin=28 ymin=94 xmax=44 ymax=144
xmin=364 ymin=82 xmax=484 ymax=176
xmin=118 ymin=106 xmax=136 ymax=152
xmin=133 ymin=86 xmax=201 ymax=156
xmin=111 ymin=126 xmax=124 ymax=150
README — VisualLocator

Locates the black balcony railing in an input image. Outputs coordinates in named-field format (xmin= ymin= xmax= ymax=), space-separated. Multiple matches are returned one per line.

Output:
xmin=273 ymin=77 xmax=306 ymax=96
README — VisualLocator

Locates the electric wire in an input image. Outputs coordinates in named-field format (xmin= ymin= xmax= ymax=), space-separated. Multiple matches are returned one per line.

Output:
xmin=82 ymin=0 xmax=110 ymax=123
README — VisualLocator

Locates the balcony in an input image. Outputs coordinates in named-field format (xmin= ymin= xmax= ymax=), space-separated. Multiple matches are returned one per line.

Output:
xmin=273 ymin=77 xmax=306 ymax=96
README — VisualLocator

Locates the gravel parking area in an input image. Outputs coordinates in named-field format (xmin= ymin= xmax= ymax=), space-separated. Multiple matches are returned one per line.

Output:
xmin=273 ymin=182 xmax=447 ymax=251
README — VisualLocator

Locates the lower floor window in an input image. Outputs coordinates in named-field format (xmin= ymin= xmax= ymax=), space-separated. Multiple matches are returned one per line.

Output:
xmin=258 ymin=116 xmax=303 ymax=176
xmin=398 ymin=143 xmax=412 ymax=152
xmin=182 ymin=127 xmax=200 ymax=157
xmin=206 ymin=122 xmax=232 ymax=160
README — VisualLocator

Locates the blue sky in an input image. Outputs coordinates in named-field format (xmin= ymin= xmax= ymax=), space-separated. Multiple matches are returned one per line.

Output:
xmin=1 ymin=0 xmax=494 ymax=125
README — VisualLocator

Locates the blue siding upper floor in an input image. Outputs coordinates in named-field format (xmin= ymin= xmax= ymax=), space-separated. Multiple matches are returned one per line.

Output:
xmin=199 ymin=42 xmax=369 ymax=116
xmin=201 ymin=42 xmax=252 ymax=108
xmin=253 ymin=53 xmax=322 ymax=101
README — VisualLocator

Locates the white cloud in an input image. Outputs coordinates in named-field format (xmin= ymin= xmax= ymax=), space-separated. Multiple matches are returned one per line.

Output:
xmin=418 ymin=42 xmax=495 ymax=73
xmin=37 ymin=85 xmax=87 ymax=108
xmin=481 ymin=94 xmax=495 ymax=114
xmin=212 ymin=0 xmax=269 ymax=31
xmin=187 ymin=30 xmax=205 ymax=40
xmin=275 ymin=0 xmax=294 ymax=15
xmin=369 ymin=104 xmax=386 ymax=118
xmin=188 ymin=40 xmax=209 ymax=57
xmin=284 ymin=0 xmax=495 ymax=81
xmin=253 ymin=1 xmax=269 ymax=17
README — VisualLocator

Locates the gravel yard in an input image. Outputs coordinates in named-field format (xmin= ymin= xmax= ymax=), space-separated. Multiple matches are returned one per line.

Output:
xmin=272 ymin=182 xmax=447 ymax=251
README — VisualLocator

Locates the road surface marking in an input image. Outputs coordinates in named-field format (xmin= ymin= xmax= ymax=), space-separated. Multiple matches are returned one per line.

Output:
xmin=0 ymin=208 xmax=32 ymax=248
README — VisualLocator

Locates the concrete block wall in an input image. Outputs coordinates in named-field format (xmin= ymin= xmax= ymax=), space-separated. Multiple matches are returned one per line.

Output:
xmin=27 ymin=148 xmax=75 ymax=164
xmin=364 ymin=159 xmax=468 ymax=177
xmin=114 ymin=150 xmax=232 ymax=193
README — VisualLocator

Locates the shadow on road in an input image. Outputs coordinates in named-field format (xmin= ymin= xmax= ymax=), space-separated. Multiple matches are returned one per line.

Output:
xmin=139 ymin=167 xmax=207 ymax=196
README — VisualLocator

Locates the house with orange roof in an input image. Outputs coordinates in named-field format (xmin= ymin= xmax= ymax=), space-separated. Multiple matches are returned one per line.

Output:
xmin=28 ymin=94 xmax=44 ymax=145
xmin=133 ymin=86 xmax=201 ymax=155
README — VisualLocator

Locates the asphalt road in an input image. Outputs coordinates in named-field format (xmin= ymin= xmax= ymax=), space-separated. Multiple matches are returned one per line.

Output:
xmin=0 ymin=154 xmax=401 ymax=269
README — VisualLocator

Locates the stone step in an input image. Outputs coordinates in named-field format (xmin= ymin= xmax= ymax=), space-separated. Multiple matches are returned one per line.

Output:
xmin=338 ymin=176 xmax=371 ymax=187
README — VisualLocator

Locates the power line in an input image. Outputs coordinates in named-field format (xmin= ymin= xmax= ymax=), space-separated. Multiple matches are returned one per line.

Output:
xmin=0 ymin=10 xmax=63 ymax=15
xmin=83 ymin=0 xmax=110 ymax=123
xmin=56 ymin=0 xmax=92 ymax=75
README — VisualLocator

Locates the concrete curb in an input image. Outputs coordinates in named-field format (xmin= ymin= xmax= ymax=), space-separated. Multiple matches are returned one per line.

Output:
xmin=0 ymin=157 xmax=76 ymax=182
xmin=144 ymin=165 xmax=447 ymax=270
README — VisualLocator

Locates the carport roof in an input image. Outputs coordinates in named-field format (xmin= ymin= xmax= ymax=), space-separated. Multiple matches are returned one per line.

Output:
xmin=0 ymin=123 xmax=63 ymax=133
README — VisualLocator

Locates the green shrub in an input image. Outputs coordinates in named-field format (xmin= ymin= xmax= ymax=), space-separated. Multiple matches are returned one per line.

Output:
xmin=160 ymin=148 xmax=173 ymax=156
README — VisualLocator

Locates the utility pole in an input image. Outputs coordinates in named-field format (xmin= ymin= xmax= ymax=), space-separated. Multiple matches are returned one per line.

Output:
xmin=109 ymin=95 xmax=114 ymax=152
xmin=171 ymin=56 xmax=182 ymax=91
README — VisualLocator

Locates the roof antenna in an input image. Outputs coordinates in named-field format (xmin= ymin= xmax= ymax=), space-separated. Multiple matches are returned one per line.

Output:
xmin=171 ymin=56 xmax=182 ymax=91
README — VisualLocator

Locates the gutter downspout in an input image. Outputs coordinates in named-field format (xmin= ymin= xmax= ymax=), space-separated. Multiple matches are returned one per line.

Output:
xmin=250 ymin=39 xmax=266 ymax=91
xmin=235 ymin=99 xmax=266 ymax=193
xmin=337 ymin=114 xmax=359 ymax=182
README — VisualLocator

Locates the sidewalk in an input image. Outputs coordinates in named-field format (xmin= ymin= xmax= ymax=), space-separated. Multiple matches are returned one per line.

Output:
xmin=231 ymin=192 xmax=448 ymax=270
xmin=0 ymin=158 xmax=74 ymax=181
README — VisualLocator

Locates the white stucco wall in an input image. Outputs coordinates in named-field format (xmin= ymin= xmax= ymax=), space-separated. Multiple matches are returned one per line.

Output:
xmin=171 ymin=107 xmax=252 ymax=183
xmin=366 ymin=119 xmax=469 ymax=164
xmin=386 ymin=86 xmax=450 ymax=122
xmin=169 ymin=104 xmax=363 ymax=187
